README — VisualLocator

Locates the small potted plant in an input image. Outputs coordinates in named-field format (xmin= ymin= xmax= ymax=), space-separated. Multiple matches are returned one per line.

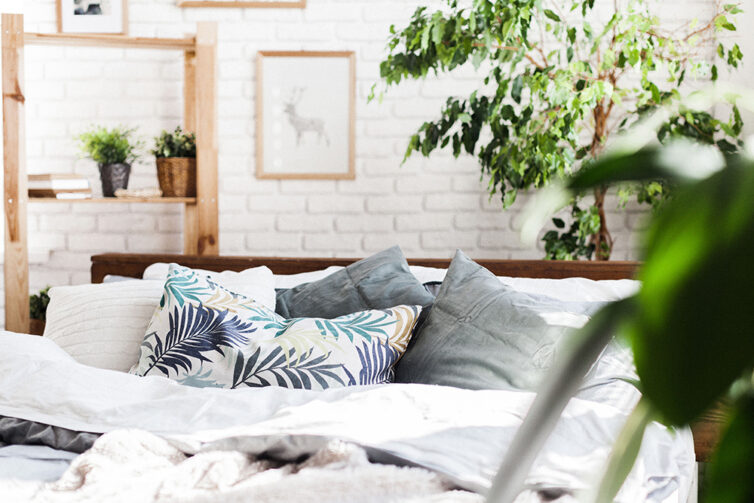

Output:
xmin=152 ymin=127 xmax=196 ymax=197
xmin=29 ymin=286 xmax=50 ymax=336
xmin=77 ymin=126 xmax=142 ymax=197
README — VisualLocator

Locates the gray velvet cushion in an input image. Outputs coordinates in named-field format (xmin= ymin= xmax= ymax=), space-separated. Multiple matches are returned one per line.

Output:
xmin=394 ymin=250 xmax=602 ymax=391
xmin=275 ymin=246 xmax=434 ymax=319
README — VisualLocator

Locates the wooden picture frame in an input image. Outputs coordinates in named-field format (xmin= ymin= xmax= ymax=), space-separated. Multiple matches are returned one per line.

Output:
xmin=56 ymin=0 xmax=128 ymax=35
xmin=256 ymin=51 xmax=356 ymax=180
xmin=177 ymin=1 xmax=306 ymax=8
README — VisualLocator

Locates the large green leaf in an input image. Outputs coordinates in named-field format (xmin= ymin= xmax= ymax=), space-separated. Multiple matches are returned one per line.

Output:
xmin=558 ymin=148 xmax=754 ymax=425
xmin=705 ymin=392 xmax=754 ymax=503
xmin=567 ymin=142 xmax=724 ymax=192
xmin=632 ymin=157 xmax=754 ymax=424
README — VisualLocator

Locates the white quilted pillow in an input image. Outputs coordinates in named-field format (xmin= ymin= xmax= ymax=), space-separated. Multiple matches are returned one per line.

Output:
xmin=143 ymin=263 xmax=276 ymax=310
xmin=44 ymin=265 xmax=277 ymax=372
xmin=43 ymin=280 xmax=165 ymax=372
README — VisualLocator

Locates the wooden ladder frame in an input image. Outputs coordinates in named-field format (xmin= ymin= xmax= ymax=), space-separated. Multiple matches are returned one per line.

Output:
xmin=1 ymin=14 xmax=219 ymax=333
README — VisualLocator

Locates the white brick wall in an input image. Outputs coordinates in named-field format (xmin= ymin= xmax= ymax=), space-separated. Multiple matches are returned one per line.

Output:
xmin=0 ymin=0 xmax=749 ymax=327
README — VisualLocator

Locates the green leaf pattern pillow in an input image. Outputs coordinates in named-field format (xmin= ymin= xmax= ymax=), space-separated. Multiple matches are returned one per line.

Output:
xmin=131 ymin=264 xmax=422 ymax=390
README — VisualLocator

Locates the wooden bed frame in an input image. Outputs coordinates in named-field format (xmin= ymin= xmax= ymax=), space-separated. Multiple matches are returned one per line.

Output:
xmin=90 ymin=252 xmax=722 ymax=464
xmin=90 ymin=252 xmax=641 ymax=283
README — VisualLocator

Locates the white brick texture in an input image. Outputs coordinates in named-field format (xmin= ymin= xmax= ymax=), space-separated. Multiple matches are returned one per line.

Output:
xmin=1 ymin=0 xmax=748 ymax=327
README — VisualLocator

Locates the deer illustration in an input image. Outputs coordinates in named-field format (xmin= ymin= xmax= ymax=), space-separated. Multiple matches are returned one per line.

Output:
xmin=283 ymin=87 xmax=330 ymax=147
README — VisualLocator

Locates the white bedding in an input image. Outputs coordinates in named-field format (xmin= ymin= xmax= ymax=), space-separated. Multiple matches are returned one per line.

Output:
xmin=0 ymin=333 xmax=694 ymax=502
xmin=408 ymin=265 xmax=640 ymax=302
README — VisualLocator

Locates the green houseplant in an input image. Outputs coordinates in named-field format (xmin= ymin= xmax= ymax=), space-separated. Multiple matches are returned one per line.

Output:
xmin=487 ymin=90 xmax=754 ymax=503
xmin=152 ymin=127 xmax=197 ymax=198
xmin=77 ymin=126 xmax=142 ymax=197
xmin=374 ymin=0 xmax=744 ymax=260
xmin=29 ymin=286 xmax=50 ymax=335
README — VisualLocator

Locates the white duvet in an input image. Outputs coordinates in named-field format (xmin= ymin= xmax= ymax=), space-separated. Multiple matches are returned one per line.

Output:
xmin=0 ymin=333 xmax=694 ymax=502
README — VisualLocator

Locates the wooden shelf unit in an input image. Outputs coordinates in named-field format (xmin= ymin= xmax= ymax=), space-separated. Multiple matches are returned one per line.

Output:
xmin=2 ymin=14 xmax=219 ymax=333
xmin=23 ymin=32 xmax=196 ymax=50
xmin=29 ymin=197 xmax=198 ymax=204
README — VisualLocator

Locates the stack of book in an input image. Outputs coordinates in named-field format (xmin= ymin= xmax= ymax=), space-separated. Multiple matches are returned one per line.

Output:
xmin=28 ymin=174 xmax=92 ymax=200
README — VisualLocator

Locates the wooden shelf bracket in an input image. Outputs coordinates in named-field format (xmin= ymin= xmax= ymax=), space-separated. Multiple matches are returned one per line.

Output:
xmin=2 ymin=14 xmax=29 ymax=333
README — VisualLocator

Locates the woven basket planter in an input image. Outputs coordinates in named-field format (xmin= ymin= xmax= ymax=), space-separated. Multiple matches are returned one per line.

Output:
xmin=156 ymin=157 xmax=197 ymax=197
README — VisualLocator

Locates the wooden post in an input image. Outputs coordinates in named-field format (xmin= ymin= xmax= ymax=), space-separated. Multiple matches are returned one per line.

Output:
xmin=194 ymin=22 xmax=218 ymax=256
xmin=2 ymin=14 xmax=29 ymax=333
xmin=183 ymin=47 xmax=199 ymax=254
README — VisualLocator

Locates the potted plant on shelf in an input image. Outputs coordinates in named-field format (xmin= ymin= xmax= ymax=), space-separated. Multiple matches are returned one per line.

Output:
xmin=152 ymin=126 xmax=196 ymax=198
xmin=77 ymin=126 xmax=142 ymax=197
xmin=29 ymin=286 xmax=50 ymax=336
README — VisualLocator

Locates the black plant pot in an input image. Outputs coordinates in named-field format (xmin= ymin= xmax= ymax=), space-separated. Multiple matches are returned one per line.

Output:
xmin=98 ymin=163 xmax=131 ymax=197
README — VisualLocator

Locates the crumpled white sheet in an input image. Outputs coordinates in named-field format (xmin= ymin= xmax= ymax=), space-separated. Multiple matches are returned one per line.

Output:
xmin=0 ymin=333 xmax=695 ymax=502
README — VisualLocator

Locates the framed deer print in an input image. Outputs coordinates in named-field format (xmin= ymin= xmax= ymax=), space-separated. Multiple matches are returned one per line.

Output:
xmin=256 ymin=51 xmax=355 ymax=180
xmin=56 ymin=0 xmax=128 ymax=34
xmin=178 ymin=1 xmax=305 ymax=7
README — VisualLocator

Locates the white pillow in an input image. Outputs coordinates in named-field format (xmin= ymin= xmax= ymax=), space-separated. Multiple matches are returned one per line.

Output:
xmin=43 ymin=280 xmax=164 ymax=372
xmin=498 ymin=276 xmax=639 ymax=302
xmin=273 ymin=266 xmax=344 ymax=289
xmin=408 ymin=265 xmax=447 ymax=285
xmin=142 ymin=263 xmax=276 ymax=310
xmin=45 ymin=266 xmax=276 ymax=373
xmin=408 ymin=265 xmax=639 ymax=302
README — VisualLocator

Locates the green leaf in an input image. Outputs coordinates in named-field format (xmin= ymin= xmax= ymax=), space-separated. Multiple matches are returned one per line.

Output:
xmin=543 ymin=9 xmax=561 ymax=22
xmin=706 ymin=393 xmax=754 ymax=503
xmin=503 ymin=189 xmax=517 ymax=207
xmin=567 ymin=27 xmax=577 ymax=44
xmin=431 ymin=20 xmax=444 ymax=44
xmin=420 ymin=26 xmax=431 ymax=50
xmin=511 ymin=75 xmax=524 ymax=103
xmin=458 ymin=112 xmax=472 ymax=124
xmin=633 ymin=157 xmax=754 ymax=424
xmin=567 ymin=144 xmax=724 ymax=193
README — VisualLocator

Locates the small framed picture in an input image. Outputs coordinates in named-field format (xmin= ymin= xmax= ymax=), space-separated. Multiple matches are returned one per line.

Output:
xmin=56 ymin=0 xmax=128 ymax=35
xmin=256 ymin=51 xmax=355 ymax=180
xmin=177 ymin=1 xmax=306 ymax=8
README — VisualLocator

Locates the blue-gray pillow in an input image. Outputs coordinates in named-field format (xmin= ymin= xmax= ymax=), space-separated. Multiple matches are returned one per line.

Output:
xmin=275 ymin=246 xmax=435 ymax=319
xmin=394 ymin=250 xmax=603 ymax=391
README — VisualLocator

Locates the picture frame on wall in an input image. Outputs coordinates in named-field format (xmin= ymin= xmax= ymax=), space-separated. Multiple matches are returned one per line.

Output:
xmin=256 ymin=51 xmax=356 ymax=180
xmin=177 ymin=1 xmax=306 ymax=8
xmin=56 ymin=0 xmax=128 ymax=34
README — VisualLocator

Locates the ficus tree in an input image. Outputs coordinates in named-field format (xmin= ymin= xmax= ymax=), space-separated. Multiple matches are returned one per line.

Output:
xmin=373 ymin=0 xmax=744 ymax=260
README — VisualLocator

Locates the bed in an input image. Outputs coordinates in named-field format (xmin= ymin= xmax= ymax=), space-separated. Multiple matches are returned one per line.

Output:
xmin=0 ymin=252 xmax=713 ymax=502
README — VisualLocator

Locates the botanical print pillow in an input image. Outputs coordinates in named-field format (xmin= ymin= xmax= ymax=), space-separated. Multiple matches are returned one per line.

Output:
xmin=131 ymin=264 xmax=422 ymax=390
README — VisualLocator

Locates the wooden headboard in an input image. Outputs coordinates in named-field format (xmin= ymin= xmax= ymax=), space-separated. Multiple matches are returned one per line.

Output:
xmin=89 ymin=252 xmax=721 ymax=463
xmin=90 ymin=253 xmax=640 ymax=283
